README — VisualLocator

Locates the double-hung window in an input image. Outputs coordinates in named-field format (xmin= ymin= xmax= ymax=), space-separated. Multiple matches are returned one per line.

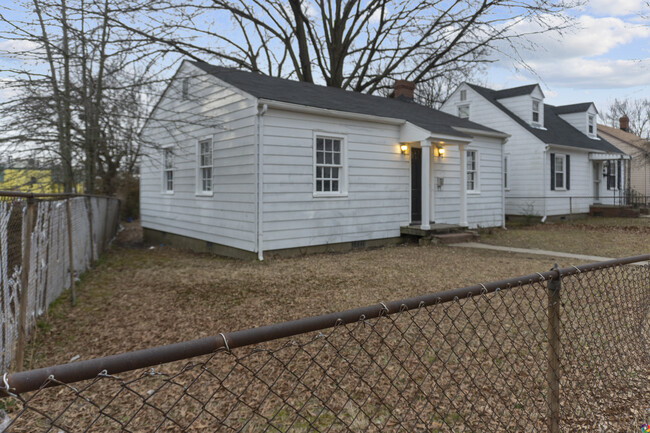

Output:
xmin=314 ymin=134 xmax=345 ymax=196
xmin=555 ymin=155 xmax=565 ymax=189
xmin=588 ymin=115 xmax=595 ymax=135
xmin=466 ymin=150 xmax=478 ymax=192
xmin=503 ymin=155 xmax=509 ymax=189
xmin=163 ymin=148 xmax=174 ymax=192
xmin=198 ymin=138 xmax=213 ymax=194
xmin=532 ymin=100 xmax=540 ymax=124
xmin=458 ymin=104 xmax=470 ymax=119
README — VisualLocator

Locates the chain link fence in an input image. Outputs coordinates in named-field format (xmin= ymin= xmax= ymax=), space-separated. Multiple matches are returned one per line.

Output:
xmin=1 ymin=255 xmax=649 ymax=431
xmin=0 ymin=193 xmax=120 ymax=373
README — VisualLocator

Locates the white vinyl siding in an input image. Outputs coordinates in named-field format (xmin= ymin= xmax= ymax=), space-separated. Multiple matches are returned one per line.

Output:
xmin=314 ymin=134 xmax=346 ymax=196
xmin=163 ymin=148 xmax=174 ymax=192
xmin=466 ymin=150 xmax=478 ymax=192
xmin=140 ymin=62 xmax=258 ymax=253
xmin=197 ymin=138 xmax=213 ymax=194
xmin=262 ymin=107 xmax=409 ymax=251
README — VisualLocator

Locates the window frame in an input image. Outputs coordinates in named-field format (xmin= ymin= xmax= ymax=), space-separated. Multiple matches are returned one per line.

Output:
xmin=182 ymin=77 xmax=189 ymax=100
xmin=554 ymin=154 xmax=566 ymax=190
xmin=458 ymin=104 xmax=470 ymax=119
xmin=196 ymin=136 xmax=214 ymax=196
xmin=162 ymin=147 xmax=174 ymax=194
xmin=532 ymin=99 xmax=541 ymax=125
xmin=588 ymin=114 xmax=595 ymax=135
xmin=313 ymin=132 xmax=348 ymax=198
xmin=466 ymin=149 xmax=479 ymax=193
xmin=460 ymin=89 xmax=467 ymax=101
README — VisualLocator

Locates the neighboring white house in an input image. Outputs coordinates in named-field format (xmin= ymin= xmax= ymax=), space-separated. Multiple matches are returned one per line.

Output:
xmin=139 ymin=60 xmax=509 ymax=259
xmin=441 ymin=83 xmax=630 ymax=218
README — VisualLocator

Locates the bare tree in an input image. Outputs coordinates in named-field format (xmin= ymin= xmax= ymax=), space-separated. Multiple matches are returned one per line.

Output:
xmin=0 ymin=0 xmax=163 ymax=194
xmin=603 ymin=98 xmax=650 ymax=139
xmin=108 ymin=0 xmax=578 ymax=97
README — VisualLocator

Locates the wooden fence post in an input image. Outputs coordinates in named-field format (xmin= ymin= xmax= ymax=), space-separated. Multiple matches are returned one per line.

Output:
xmin=15 ymin=198 xmax=36 ymax=372
xmin=66 ymin=198 xmax=76 ymax=306
xmin=547 ymin=265 xmax=561 ymax=433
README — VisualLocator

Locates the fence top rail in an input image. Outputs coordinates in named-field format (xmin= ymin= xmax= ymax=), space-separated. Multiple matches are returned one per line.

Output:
xmin=0 ymin=190 xmax=115 ymax=200
xmin=2 ymin=254 xmax=648 ymax=397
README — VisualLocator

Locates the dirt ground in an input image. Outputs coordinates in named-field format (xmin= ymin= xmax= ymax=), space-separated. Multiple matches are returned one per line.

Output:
xmin=24 ymin=222 xmax=597 ymax=369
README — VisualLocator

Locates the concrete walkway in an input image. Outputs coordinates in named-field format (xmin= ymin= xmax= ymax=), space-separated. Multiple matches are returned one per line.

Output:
xmin=449 ymin=242 xmax=649 ymax=266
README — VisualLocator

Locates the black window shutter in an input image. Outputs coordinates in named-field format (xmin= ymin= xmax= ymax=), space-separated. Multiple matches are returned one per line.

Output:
xmin=566 ymin=155 xmax=570 ymax=190
xmin=617 ymin=160 xmax=621 ymax=189
xmin=550 ymin=153 xmax=556 ymax=190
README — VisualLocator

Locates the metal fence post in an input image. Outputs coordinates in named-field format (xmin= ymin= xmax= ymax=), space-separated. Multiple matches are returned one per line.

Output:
xmin=547 ymin=265 xmax=561 ymax=433
xmin=66 ymin=198 xmax=76 ymax=305
xmin=86 ymin=196 xmax=95 ymax=266
xmin=15 ymin=197 xmax=35 ymax=372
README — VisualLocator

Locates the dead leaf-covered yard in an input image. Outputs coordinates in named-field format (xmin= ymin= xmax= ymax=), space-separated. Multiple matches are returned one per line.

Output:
xmin=24 ymin=221 xmax=608 ymax=369
xmin=6 ymin=219 xmax=650 ymax=431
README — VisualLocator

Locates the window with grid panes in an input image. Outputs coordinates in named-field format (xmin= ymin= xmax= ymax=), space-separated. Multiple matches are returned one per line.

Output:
xmin=467 ymin=150 xmax=478 ymax=191
xmin=198 ymin=138 xmax=212 ymax=193
xmin=315 ymin=136 xmax=342 ymax=194
xmin=163 ymin=148 xmax=174 ymax=192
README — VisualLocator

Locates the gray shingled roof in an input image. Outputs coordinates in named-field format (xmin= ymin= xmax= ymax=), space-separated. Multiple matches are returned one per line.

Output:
xmin=493 ymin=84 xmax=540 ymax=99
xmin=467 ymin=84 xmax=621 ymax=153
xmin=191 ymin=61 xmax=503 ymax=140
xmin=552 ymin=103 xmax=595 ymax=114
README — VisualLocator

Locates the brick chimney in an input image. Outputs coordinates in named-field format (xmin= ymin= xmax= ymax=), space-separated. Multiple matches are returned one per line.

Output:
xmin=393 ymin=80 xmax=415 ymax=102
xmin=619 ymin=115 xmax=630 ymax=132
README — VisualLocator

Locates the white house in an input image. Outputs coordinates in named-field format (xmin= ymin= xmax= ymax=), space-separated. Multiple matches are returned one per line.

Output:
xmin=441 ymin=83 xmax=630 ymax=219
xmin=139 ymin=61 xmax=509 ymax=260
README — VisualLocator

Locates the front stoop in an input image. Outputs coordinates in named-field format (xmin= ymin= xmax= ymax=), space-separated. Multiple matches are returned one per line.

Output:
xmin=400 ymin=225 xmax=479 ymax=245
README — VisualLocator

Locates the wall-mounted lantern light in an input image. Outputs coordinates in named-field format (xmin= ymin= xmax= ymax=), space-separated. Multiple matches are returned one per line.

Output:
xmin=400 ymin=144 xmax=408 ymax=154
xmin=434 ymin=146 xmax=446 ymax=157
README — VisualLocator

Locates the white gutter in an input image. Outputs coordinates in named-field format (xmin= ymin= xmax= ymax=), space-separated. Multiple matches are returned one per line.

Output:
xmin=257 ymin=103 xmax=268 ymax=261
xmin=452 ymin=126 xmax=510 ymax=140
xmin=542 ymin=145 xmax=549 ymax=223
xmin=502 ymin=137 xmax=508 ymax=229
xmin=258 ymin=98 xmax=405 ymax=125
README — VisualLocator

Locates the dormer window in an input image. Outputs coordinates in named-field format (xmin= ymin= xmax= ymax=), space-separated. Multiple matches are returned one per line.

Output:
xmin=532 ymin=100 xmax=540 ymax=124
xmin=458 ymin=104 xmax=470 ymax=119
xmin=460 ymin=90 xmax=467 ymax=101
xmin=588 ymin=115 xmax=595 ymax=135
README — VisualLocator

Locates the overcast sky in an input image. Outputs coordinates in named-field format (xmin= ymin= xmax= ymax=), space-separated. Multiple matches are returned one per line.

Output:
xmin=1 ymin=0 xmax=649 ymax=122
xmin=486 ymin=0 xmax=650 ymax=120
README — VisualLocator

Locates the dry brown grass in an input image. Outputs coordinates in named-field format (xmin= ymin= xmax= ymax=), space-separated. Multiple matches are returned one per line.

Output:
xmin=26 ymin=227 xmax=590 ymax=369
xmin=6 ymin=221 xmax=649 ymax=431
xmin=482 ymin=217 xmax=650 ymax=258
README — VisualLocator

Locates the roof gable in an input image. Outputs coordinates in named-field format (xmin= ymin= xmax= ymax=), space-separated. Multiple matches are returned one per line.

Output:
xmin=467 ymin=83 xmax=621 ymax=153
xmin=190 ymin=61 xmax=503 ymax=140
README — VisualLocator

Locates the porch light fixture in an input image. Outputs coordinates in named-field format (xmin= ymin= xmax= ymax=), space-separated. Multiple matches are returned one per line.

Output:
xmin=435 ymin=146 xmax=446 ymax=157
xmin=400 ymin=144 xmax=408 ymax=154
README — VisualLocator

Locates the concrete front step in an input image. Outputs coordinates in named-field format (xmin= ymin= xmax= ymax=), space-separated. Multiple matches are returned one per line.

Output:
xmin=433 ymin=232 xmax=478 ymax=244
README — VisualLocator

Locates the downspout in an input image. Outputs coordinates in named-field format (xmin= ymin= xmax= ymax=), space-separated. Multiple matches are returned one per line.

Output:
xmin=541 ymin=145 xmax=549 ymax=223
xmin=257 ymin=103 xmax=268 ymax=261
xmin=501 ymin=137 xmax=508 ymax=229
